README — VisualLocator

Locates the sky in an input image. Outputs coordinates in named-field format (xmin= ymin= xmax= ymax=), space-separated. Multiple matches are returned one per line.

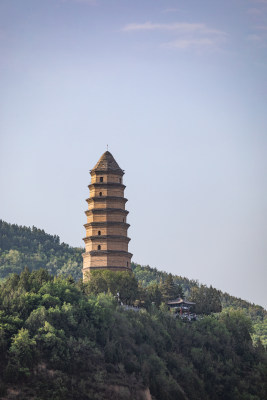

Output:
xmin=0 ymin=0 xmax=266 ymax=308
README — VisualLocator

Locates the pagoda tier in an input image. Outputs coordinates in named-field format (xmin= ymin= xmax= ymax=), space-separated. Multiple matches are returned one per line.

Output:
xmin=82 ymin=151 xmax=132 ymax=280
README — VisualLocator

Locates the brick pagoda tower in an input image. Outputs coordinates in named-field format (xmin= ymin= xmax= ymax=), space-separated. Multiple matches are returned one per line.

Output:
xmin=82 ymin=151 xmax=132 ymax=280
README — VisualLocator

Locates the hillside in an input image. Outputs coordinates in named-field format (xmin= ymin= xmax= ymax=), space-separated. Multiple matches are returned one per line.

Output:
xmin=0 ymin=220 xmax=266 ymax=345
xmin=0 ymin=220 xmax=83 ymax=281
xmin=0 ymin=269 xmax=266 ymax=400
xmin=132 ymin=264 xmax=267 ymax=345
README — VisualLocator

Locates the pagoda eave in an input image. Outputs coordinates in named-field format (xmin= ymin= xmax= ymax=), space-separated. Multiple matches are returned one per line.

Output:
xmin=84 ymin=222 xmax=130 ymax=228
xmin=88 ymin=183 xmax=126 ymax=189
xmin=90 ymin=169 xmax=125 ymax=176
xmin=86 ymin=196 xmax=128 ymax=204
xmin=85 ymin=208 xmax=129 ymax=216
xmin=84 ymin=250 xmax=133 ymax=257
xmin=83 ymin=235 xmax=131 ymax=243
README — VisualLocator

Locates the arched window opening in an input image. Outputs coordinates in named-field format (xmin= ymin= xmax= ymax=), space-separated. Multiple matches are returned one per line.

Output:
xmin=123 ymin=218 xmax=124 ymax=222
xmin=98 ymin=231 xmax=101 ymax=236
xmin=127 ymin=261 xmax=129 ymax=267
xmin=100 ymin=177 xmax=103 ymax=182
xmin=99 ymin=192 xmax=102 ymax=196
xmin=97 ymin=245 xmax=101 ymax=250
xmin=119 ymin=178 xmax=122 ymax=183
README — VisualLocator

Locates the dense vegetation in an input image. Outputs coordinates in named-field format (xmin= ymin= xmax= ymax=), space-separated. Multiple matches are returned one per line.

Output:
xmin=132 ymin=264 xmax=267 ymax=346
xmin=0 ymin=220 xmax=83 ymax=281
xmin=0 ymin=219 xmax=266 ymax=342
xmin=1 ymin=220 xmax=266 ymax=346
xmin=0 ymin=269 xmax=266 ymax=400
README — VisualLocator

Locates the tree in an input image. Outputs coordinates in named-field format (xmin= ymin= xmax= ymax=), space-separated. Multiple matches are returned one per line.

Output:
xmin=146 ymin=284 xmax=163 ymax=308
xmin=160 ymin=274 xmax=184 ymax=302
xmin=85 ymin=270 xmax=138 ymax=305
xmin=189 ymin=285 xmax=222 ymax=314
xmin=7 ymin=328 xmax=36 ymax=379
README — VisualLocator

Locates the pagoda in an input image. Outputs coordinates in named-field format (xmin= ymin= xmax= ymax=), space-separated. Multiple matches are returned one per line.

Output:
xmin=82 ymin=151 xmax=132 ymax=280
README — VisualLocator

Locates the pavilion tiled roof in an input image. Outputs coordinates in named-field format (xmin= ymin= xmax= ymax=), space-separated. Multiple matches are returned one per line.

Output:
xmin=91 ymin=151 xmax=123 ymax=172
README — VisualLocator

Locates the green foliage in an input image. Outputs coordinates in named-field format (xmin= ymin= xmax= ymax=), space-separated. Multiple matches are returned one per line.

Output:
xmin=132 ymin=262 xmax=198 ymax=295
xmin=221 ymin=293 xmax=267 ymax=347
xmin=132 ymin=262 xmax=266 ymax=345
xmin=160 ymin=273 xmax=184 ymax=301
xmin=7 ymin=328 xmax=36 ymax=380
xmin=0 ymin=220 xmax=83 ymax=280
xmin=252 ymin=317 xmax=267 ymax=347
xmin=1 ymin=220 xmax=267 ymax=347
xmin=189 ymin=285 xmax=222 ymax=314
xmin=0 ymin=269 xmax=266 ymax=400
xmin=144 ymin=283 xmax=163 ymax=308
xmin=84 ymin=270 xmax=139 ymax=305
xmin=0 ymin=219 xmax=267 ymax=399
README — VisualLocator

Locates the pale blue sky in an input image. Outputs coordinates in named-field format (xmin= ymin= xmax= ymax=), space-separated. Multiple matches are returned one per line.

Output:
xmin=0 ymin=0 xmax=266 ymax=307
